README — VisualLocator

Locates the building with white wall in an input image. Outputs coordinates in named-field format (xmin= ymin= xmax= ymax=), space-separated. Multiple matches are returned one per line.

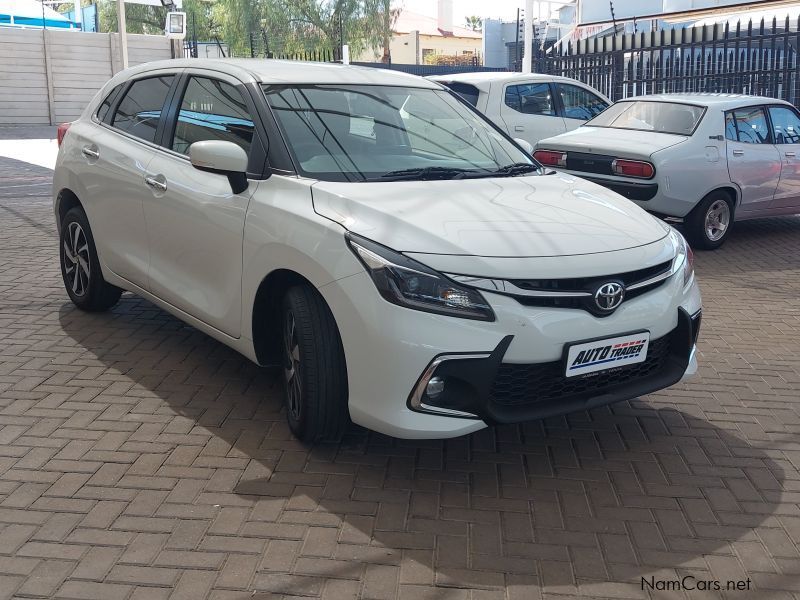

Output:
xmin=355 ymin=0 xmax=482 ymax=64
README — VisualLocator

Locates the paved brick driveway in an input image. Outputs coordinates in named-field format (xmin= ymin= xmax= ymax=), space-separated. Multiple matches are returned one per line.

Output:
xmin=1 ymin=151 xmax=799 ymax=600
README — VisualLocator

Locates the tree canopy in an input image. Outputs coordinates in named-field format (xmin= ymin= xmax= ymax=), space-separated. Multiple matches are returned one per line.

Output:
xmin=96 ymin=0 xmax=397 ymax=58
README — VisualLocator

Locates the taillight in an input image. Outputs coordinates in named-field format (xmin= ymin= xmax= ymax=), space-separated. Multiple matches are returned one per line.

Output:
xmin=533 ymin=150 xmax=567 ymax=168
xmin=57 ymin=123 xmax=71 ymax=147
xmin=611 ymin=159 xmax=655 ymax=179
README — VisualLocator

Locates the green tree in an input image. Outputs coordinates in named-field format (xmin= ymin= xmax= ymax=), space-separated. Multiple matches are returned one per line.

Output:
xmin=464 ymin=15 xmax=482 ymax=32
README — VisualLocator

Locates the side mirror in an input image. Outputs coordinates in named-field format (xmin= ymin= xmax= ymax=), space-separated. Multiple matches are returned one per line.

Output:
xmin=514 ymin=137 xmax=534 ymax=155
xmin=189 ymin=140 xmax=249 ymax=194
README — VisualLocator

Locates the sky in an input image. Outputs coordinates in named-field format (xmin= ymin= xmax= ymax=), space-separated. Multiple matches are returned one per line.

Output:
xmin=397 ymin=0 xmax=528 ymax=23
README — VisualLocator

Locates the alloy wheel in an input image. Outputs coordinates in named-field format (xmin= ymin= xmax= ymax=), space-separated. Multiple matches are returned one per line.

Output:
xmin=63 ymin=222 xmax=91 ymax=297
xmin=283 ymin=309 xmax=302 ymax=421
xmin=704 ymin=199 xmax=730 ymax=242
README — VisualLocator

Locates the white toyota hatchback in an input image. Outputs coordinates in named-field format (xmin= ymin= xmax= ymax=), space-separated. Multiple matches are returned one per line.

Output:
xmin=54 ymin=59 xmax=701 ymax=441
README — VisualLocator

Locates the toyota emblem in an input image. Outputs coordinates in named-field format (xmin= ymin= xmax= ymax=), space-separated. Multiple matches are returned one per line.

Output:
xmin=594 ymin=282 xmax=625 ymax=311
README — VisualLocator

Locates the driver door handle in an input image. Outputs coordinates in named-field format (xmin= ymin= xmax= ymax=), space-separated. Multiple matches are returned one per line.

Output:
xmin=145 ymin=176 xmax=167 ymax=192
xmin=514 ymin=125 xmax=524 ymax=131
xmin=785 ymin=152 xmax=796 ymax=157
xmin=732 ymin=149 xmax=744 ymax=156
xmin=81 ymin=146 xmax=99 ymax=159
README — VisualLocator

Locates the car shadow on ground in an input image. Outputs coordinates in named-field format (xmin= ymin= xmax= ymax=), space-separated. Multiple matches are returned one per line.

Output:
xmin=56 ymin=296 xmax=796 ymax=597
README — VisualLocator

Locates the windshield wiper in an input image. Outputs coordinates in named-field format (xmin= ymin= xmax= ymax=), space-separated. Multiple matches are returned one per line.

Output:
xmin=368 ymin=162 xmax=540 ymax=182
xmin=491 ymin=162 xmax=540 ymax=176
xmin=371 ymin=166 xmax=474 ymax=181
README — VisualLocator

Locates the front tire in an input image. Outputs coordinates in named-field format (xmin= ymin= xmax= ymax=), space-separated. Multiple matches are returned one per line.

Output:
xmin=59 ymin=207 xmax=122 ymax=312
xmin=281 ymin=285 xmax=349 ymax=443
xmin=684 ymin=193 xmax=734 ymax=250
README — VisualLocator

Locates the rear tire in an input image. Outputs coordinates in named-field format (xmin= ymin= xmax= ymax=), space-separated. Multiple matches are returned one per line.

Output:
xmin=59 ymin=207 xmax=122 ymax=312
xmin=684 ymin=192 xmax=734 ymax=250
xmin=281 ymin=284 xmax=349 ymax=443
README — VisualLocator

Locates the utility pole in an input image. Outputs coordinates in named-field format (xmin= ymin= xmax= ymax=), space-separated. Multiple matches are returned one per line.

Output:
xmin=117 ymin=0 xmax=129 ymax=69
xmin=522 ymin=0 xmax=533 ymax=73
xmin=609 ymin=1 xmax=618 ymax=35
xmin=514 ymin=7 xmax=520 ymax=71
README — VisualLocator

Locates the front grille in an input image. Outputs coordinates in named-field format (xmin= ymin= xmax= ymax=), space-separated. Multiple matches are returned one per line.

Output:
xmin=511 ymin=261 xmax=670 ymax=291
xmin=490 ymin=334 xmax=672 ymax=407
xmin=510 ymin=260 xmax=672 ymax=315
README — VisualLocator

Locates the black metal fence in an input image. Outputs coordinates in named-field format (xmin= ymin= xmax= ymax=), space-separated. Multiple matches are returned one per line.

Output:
xmin=540 ymin=16 xmax=800 ymax=105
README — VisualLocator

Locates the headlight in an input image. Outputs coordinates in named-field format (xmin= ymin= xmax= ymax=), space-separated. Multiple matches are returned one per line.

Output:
xmin=670 ymin=228 xmax=694 ymax=286
xmin=346 ymin=234 xmax=495 ymax=321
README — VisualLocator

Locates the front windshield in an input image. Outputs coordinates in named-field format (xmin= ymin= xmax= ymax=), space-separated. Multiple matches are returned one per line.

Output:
xmin=263 ymin=84 xmax=535 ymax=181
xmin=585 ymin=100 xmax=705 ymax=135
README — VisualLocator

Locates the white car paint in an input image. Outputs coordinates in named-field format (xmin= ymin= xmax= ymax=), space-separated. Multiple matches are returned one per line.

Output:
xmin=535 ymin=93 xmax=800 ymax=231
xmin=428 ymin=72 xmax=611 ymax=148
xmin=54 ymin=59 xmax=700 ymax=439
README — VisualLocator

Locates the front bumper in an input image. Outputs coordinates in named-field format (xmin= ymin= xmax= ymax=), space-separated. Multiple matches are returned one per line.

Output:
xmin=408 ymin=308 xmax=700 ymax=424
xmin=320 ymin=266 xmax=701 ymax=439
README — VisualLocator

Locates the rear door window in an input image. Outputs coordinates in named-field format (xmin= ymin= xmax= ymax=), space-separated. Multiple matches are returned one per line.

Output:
xmin=727 ymin=106 xmax=770 ymax=144
xmin=504 ymin=83 xmax=556 ymax=116
xmin=111 ymin=76 xmax=175 ymax=144
xmin=171 ymin=77 xmax=255 ymax=155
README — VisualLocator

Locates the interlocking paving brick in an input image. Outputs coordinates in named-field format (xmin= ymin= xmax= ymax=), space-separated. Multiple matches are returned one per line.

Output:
xmin=1 ymin=151 xmax=800 ymax=598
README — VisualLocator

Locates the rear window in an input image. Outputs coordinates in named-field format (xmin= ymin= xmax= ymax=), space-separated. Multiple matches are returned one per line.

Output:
xmin=586 ymin=100 xmax=704 ymax=135
xmin=441 ymin=82 xmax=480 ymax=107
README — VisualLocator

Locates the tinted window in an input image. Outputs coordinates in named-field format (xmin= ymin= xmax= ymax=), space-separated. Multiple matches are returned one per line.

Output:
xmin=442 ymin=82 xmax=480 ymax=107
xmin=504 ymin=83 xmax=555 ymax=116
xmin=112 ymin=76 xmax=174 ymax=143
xmin=587 ymin=101 xmax=704 ymax=135
xmin=172 ymin=77 xmax=254 ymax=155
xmin=768 ymin=106 xmax=800 ymax=145
xmin=728 ymin=106 xmax=770 ymax=144
xmin=557 ymin=83 xmax=608 ymax=120
xmin=97 ymin=84 xmax=122 ymax=123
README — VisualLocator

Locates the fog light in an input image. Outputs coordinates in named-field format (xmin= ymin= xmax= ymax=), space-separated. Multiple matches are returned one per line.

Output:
xmin=426 ymin=376 xmax=445 ymax=398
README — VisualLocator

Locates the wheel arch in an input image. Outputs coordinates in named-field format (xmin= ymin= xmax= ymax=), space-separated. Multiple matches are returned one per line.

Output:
xmin=251 ymin=268 xmax=344 ymax=367
xmin=703 ymin=185 xmax=739 ymax=211
xmin=55 ymin=188 xmax=83 ymax=233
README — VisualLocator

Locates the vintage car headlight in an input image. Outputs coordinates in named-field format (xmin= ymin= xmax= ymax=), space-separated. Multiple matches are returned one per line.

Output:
xmin=670 ymin=228 xmax=694 ymax=286
xmin=346 ymin=233 xmax=495 ymax=321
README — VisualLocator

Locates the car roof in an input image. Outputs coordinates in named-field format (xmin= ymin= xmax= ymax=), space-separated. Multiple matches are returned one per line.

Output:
xmin=620 ymin=92 xmax=793 ymax=109
xmin=117 ymin=58 xmax=441 ymax=88
xmin=427 ymin=71 xmax=607 ymax=96
xmin=427 ymin=71 xmax=588 ymax=87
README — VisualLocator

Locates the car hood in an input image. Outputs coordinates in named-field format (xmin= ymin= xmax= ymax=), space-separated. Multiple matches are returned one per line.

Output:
xmin=536 ymin=126 xmax=687 ymax=158
xmin=311 ymin=173 xmax=669 ymax=257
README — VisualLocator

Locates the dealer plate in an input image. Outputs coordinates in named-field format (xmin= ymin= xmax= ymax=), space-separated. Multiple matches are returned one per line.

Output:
xmin=565 ymin=332 xmax=650 ymax=378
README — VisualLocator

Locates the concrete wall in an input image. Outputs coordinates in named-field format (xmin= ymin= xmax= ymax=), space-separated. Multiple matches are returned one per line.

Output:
xmin=0 ymin=28 xmax=172 ymax=125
